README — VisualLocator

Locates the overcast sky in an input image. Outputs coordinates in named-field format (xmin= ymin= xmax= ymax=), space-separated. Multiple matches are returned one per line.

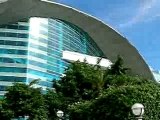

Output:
xmin=54 ymin=0 xmax=160 ymax=70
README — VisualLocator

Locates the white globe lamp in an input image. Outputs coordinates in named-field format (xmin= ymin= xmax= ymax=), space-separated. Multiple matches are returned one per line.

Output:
xmin=57 ymin=110 xmax=64 ymax=120
xmin=131 ymin=103 xmax=144 ymax=120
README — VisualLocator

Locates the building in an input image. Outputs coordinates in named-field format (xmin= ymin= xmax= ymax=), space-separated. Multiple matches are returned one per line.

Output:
xmin=0 ymin=0 xmax=154 ymax=96
xmin=149 ymin=67 xmax=160 ymax=83
xmin=0 ymin=17 xmax=107 ymax=96
xmin=151 ymin=68 xmax=160 ymax=83
xmin=153 ymin=71 xmax=160 ymax=83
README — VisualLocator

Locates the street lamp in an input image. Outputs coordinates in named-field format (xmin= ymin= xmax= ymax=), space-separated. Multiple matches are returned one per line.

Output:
xmin=131 ymin=103 xmax=144 ymax=120
xmin=57 ymin=110 xmax=64 ymax=120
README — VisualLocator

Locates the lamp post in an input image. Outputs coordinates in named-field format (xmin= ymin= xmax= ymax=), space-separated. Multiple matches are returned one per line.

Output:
xmin=57 ymin=110 xmax=64 ymax=120
xmin=131 ymin=103 xmax=144 ymax=120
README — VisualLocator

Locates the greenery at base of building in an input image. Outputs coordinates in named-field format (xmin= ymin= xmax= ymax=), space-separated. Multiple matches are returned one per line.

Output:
xmin=0 ymin=56 xmax=160 ymax=120
xmin=0 ymin=81 xmax=48 ymax=120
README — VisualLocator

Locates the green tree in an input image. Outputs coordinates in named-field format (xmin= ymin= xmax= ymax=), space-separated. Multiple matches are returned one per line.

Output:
xmin=51 ymin=60 xmax=106 ymax=119
xmin=68 ymin=101 xmax=92 ymax=120
xmin=60 ymin=58 xmax=160 ymax=120
xmin=68 ymin=75 xmax=160 ymax=120
xmin=1 ymin=82 xmax=48 ymax=120
xmin=91 ymin=80 xmax=160 ymax=120
xmin=107 ymin=55 xmax=130 ymax=75
xmin=53 ymin=61 xmax=105 ymax=102
xmin=103 ymin=56 xmax=131 ymax=89
xmin=44 ymin=90 xmax=64 ymax=120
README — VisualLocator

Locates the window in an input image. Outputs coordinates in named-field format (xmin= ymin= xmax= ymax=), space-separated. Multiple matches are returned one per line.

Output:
xmin=0 ymin=40 xmax=5 ymax=45
xmin=0 ymin=57 xmax=27 ymax=64
xmin=0 ymin=25 xmax=7 ymax=28
xmin=6 ymin=33 xmax=17 ymax=37
xmin=0 ymin=32 xmax=5 ymax=37
xmin=19 ymin=25 xmax=29 ymax=30
xmin=0 ymin=76 xmax=26 ymax=82
xmin=0 ymin=67 xmax=27 ymax=73
xmin=18 ymin=33 xmax=28 ymax=38
xmin=0 ymin=40 xmax=28 ymax=46
xmin=7 ymin=25 xmax=18 ymax=29
xmin=0 ymin=85 xmax=6 ymax=91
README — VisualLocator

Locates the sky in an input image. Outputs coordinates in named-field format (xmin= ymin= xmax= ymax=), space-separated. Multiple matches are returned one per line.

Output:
xmin=55 ymin=0 xmax=160 ymax=70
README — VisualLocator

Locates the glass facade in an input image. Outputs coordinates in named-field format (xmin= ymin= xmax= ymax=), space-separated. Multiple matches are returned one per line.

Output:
xmin=0 ymin=17 xmax=104 ymax=96
xmin=152 ymin=70 xmax=160 ymax=83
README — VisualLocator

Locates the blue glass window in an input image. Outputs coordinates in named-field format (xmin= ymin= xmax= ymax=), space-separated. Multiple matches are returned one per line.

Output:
xmin=0 ymin=48 xmax=27 ymax=55
xmin=0 ymin=32 xmax=28 ymax=38
xmin=6 ymin=33 xmax=17 ymax=37
xmin=18 ymin=33 xmax=28 ymax=38
xmin=7 ymin=25 xmax=18 ymax=29
xmin=0 ymin=57 xmax=27 ymax=64
xmin=19 ymin=25 xmax=29 ymax=30
xmin=29 ymin=43 xmax=47 ymax=51
xmin=28 ymin=69 xmax=59 ymax=80
xmin=0 ymin=32 xmax=5 ymax=37
xmin=0 ymin=67 xmax=27 ymax=73
xmin=0 ymin=76 xmax=26 ymax=82
xmin=0 ymin=25 xmax=6 ymax=28
xmin=0 ymin=40 xmax=27 ymax=46
xmin=0 ymin=85 xmax=6 ymax=91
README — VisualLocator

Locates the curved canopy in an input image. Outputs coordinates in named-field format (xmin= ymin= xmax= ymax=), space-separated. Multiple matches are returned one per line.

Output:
xmin=0 ymin=0 xmax=154 ymax=79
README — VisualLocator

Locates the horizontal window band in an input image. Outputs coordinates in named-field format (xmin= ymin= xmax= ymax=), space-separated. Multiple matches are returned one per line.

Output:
xmin=0 ymin=48 xmax=27 ymax=55
xmin=0 ymin=45 xmax=27 ymax=50
xmin=0 ymin=72 xmax=26 ymax=77
xmin=0 ymin=76 xmax=26 ymax=83
xmin=0 ymin=67 xmax=27 ymax=73
xmin=0 ymin=57 xmax=27 ymax=64
xmin=0 ymin=40 xmax=28 ymax=46
xmin=0 ymin=63 xmax=26 ymax=67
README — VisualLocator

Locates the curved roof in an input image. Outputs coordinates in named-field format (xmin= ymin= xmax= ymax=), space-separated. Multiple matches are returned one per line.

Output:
xmin=0 ymin=0 xmax=154 ymax=79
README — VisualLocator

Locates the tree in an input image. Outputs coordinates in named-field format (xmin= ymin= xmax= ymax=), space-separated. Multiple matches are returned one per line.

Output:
xmin=51 ymin=60 xmax=106 ymax=119
xmin=1 ymin=56 xmax=157 ymax=120
xmin=68 ymin=101 xmax=92 ymax=120
xmin=59 ymin=58 xmax=160 ymax=120
xmin=91 ymin=80 xmax=160 ymax=120
xmin=53 ymin=61 xmax=105 ymax=102
xmin=107 ymin=55 xmax=130 ymax=75
xmin=103 ymin=56 xmax=131 ymax=89
xmin=1 ymin=82 xmax=48 ymax=120
xmin=44 ymin=90 xmax=64 ymax=120
xmin=68 ymin=75 xmax=160 ymax=120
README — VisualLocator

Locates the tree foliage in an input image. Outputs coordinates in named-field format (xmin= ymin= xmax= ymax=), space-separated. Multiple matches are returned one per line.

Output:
xmin=53 ymin=61 xmax=105 ymax=102
xmin=0 ymin=56 xmax=159 ymax=120
xmin=90 ymin=77 xmax=159 ymax=120
xmin=107 ymin=55 xmax=130 ymax=75
xmin=44 ymin=90 xmax=64 ymax=120
xmin=57 ymin=57 xmax=159 ymax=120
xmin=67 ymin=75 xmax=160 ymax=120
xmin=1 ymin=82 xmax=47 ymax=120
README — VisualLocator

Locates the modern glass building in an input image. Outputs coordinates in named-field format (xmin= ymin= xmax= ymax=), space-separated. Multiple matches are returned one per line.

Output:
xmin=0 ymin=17 xmax=104 ymax=96
xmin=0 ymin=0 xmax=155 ymax=97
